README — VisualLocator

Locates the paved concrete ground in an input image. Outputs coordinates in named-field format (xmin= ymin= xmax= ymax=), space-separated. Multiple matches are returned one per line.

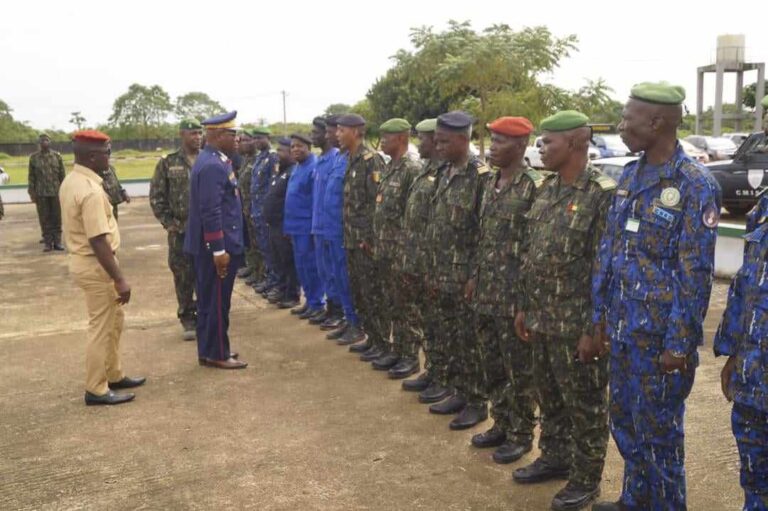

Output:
xmin=0 ymin=199 xmax=743 ymax=510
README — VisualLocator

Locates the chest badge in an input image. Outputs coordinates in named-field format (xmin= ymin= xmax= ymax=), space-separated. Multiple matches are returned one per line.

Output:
xmin=660 ymin=187 xmax=681 ymax=207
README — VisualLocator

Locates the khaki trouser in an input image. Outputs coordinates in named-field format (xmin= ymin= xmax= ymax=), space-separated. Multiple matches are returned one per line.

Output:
xmin=69 ymin=255 xmax=125 ymax=395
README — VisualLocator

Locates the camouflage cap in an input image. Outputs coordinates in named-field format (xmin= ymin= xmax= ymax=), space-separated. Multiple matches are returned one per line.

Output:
xmin=415 ymin=118 xmax=437 ymax=133
xmin=630 ymin=82 xmax=686 ymax=106
xmin=379 ymin=118 xmax=412 ymax=133
xmin=179 ymin=118 xmax=203 ymax=131
xmin=539 ymin=110 xmax=589 ymax=132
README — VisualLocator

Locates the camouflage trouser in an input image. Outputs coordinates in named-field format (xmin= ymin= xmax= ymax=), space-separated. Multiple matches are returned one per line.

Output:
xmin=244 ymin=215 xmax=263 ymax=276
xmin=609 ymin=341 xmax=695 ymax=509
xmin=732 ymin=402 xmax=768 ymax=511
xmin=399 ymin=273 xmax=435 ymax=373
xmin=433 ymin=290 xmax=481 ymax=398
xmin=36 ymin=196 xmax=61 ymax=244
xmin=531 ymin=332 xmax=609 ymax=488
xmin=347 ymin=248 xmax=388 ymax=350
xmin=389 ymin=270 xmax=420 ymax=358
xmin=468 ymin=314 xmax=536 ymax=444
xmin=167 ymin=230 xmax=196 ymax=327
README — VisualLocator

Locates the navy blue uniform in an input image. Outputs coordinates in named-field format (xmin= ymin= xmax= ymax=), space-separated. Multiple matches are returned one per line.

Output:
xmin=184 ymin=145 xmax=244 ymax=361
xmin=263 ymin=162 xmax=298 ymax=302
xmin=250 ymin=148 xmax=279 ymax=283
xmin=312 ymin=147 xmax=340 ymax=310
xmin=285 ymin=153 xmax=323 ymax=311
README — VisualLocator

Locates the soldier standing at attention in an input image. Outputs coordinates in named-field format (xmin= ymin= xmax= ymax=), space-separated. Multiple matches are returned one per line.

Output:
xmin=29 ymin=133 xmax=66 ymax=251
xmin=59 ymin=130 xmax=145 ymax=405
xmin=370 ymin=118 xmax=421 ymax=376
xmin=591 ymin=83 xmax=720 ymax=511
xmin=336 ymin=114 xmax=385 ymax=350
xmin=465 ymin=117 xmax=540 ymax=464
xmin=235 ymin=128 xmax=260 ymax=285
xmin=513 ymin=111 xmax=613 ymax=511
xmin=183 ymin=111 xmax=247 ymax=370
xmin=150 ymin=118 xmax=202 ymax=341
xmin=250 ymin=128 xmax=280 ymax=295
xmin=425 ymin=111 xmax=490 ymax=431
xmin=101 ymin=164 xmax=130 ymax=220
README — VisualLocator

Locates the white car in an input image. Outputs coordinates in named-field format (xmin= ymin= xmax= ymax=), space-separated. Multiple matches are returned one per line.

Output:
xmin=524 ymin=137 xmax=600 ymax=169
xmin=590 ymin=156 xmax=638 ymax=181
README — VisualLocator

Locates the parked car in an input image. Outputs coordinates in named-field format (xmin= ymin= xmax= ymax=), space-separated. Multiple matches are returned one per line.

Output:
xmin=591 ymin=134 xmax=635 ymax=158
xmin=590 ymin=156 xmax=638 ymax=181
xmin=684 ymin=135 xmax=738 ymax=161
xmin=726 ymin=132 xmax=752 ymax=147
xmin=679 ymin=139 xmax=709 ymax=163
xmin=524 ymin=136 xmax=600 ymax=169
xmin=706 ymin=132 xmax=768 ymax=215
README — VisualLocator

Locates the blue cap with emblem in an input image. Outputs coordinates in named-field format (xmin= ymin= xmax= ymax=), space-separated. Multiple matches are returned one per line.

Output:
xmin=337 ymin=114 xmax=366 ymax=127
xmin=201 ymin=111 xmax=238 ymax=130
xmin=277 ymin=137 xmax=291 ymax=147
xmin=437 ymin=111 xmax=475 ymax=131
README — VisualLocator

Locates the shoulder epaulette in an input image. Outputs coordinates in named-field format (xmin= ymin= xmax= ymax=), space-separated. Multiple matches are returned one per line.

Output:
xmin=591 ymin=173 xmax=617 ymax=191
xmin=523 ymin=168 xmax=545 ymax=188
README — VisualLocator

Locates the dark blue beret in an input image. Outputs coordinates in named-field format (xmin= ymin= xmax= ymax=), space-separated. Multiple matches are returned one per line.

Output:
xmin=437 ymin=111 xmax=474 ymax=131
xmin=277 ymin=137 xmax=292 ymax=147
xmin=337 ymin=114 xmax=366 ymax=127
xmin=290 ymin=133 xmax=312 ymax=146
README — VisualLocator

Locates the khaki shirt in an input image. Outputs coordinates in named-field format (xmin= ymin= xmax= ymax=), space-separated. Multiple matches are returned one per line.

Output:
xmin=59 ymin=164 xmax=121 ymax=256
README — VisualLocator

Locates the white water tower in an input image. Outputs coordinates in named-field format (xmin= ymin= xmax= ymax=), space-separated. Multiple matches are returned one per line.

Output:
xmin=696 ymin=34 xmax=765 ymax=135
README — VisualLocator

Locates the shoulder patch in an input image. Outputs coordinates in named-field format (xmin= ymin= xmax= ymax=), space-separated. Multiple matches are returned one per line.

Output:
xmin=524 ymin=168 xmax=545 ymax=188
xmin=592 ymin=173 xmax=617 ymax=191
xmin=476 ymin=163 xmax=490 ymax=175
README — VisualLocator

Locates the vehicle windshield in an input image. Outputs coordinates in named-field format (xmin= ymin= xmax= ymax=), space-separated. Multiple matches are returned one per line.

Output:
xmin=708 ymin=137 xmax=737 ymax=151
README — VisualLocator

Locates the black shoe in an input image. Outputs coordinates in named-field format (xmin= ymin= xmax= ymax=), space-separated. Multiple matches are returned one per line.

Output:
xmin=371 ymin=352 xmax=400 ymax=370
xmin=591 ymin=501 xmax=628 ymax=511
xmin=244 ymin=274 xmax=259 ymax=286
xmin=449 ymin=403 xmax=487 ymax=429
xmin=337 ymin=325 xmax=366 ymax=346
xmin=298 ymin=308 xmax=321 ymax=320
xmin=291 ymin=303 xmax=309 ymax=315
xmin=326 ymin=322 xmax=348 ymax=340
xmin=471 ymin=425 xmax=507 ymax=448
xmin=418 ymin=383 xmax=452 ymax=404
xmin=53 ymin=243 xmax=65 ymax=251
xmin=349 ymin=340 xmax=371 ymax=353
xmin=551 ymin=482 xmax=600 ymax=511
xmin=308 ymin=310 xmax=328 ymax=325
xmin=360 ymin=347 xmax=384 ymax=362
xmin=278 ymin=299 xmax=300 ymax=309
xmin=512 ymin=458 xmax=570 ymax=484
xmin=403 ymin=372 xmax=431 ymax=392
xmin=320 ymin=316 xmax=344 ymax=330
xmin=108 ymin=376 xmax=146 ymax=390
xmin=267 ymin=291 xmax=283 ymax=304
xmin=237 ymin=267 xmax=253 ymax=279
xmin=43 ymin=243 xmax=53 ymax=252
xmin=429 ymin=394 xmax=467 ymax=415
xmin=389 ymin=357 xmax=419 ymax=379
xmin=84 ymin=390 xmax=135 ymax=406
xmin=254 ymin=281 xmax=271 ymax=293
xmin=493 ymin=441 xmax=533 ymax=464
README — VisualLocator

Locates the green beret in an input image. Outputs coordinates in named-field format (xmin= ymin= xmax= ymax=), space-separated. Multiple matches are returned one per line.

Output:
xmin=250 ymin=127 xmax=271 ymax=136
xmin=179 ymin=118 xmax=203 ymax=131
xmin=240 ymin=128 xmax=259 ymax=138
xmin=762 ymin=96 xmax=768 ymax=109
xmin=630 ymin=82 xmax=686 ymax=106
xmin=539 ymin=110 xmax=589 ymax=132
xmin=415 ymin=119 xmax=437 ymax=133
xmin=379 ymin=118 xmax=412 ymax=133
xmin=38 ymin=132 xmax=50 ymax=139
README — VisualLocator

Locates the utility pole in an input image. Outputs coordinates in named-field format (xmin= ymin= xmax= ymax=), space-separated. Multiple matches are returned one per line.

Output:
xmin=281 ymin=90 xmax=287 ymax=134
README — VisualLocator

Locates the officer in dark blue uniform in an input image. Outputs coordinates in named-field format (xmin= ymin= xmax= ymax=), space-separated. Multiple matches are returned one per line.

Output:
xmin=184 ymin=111 xmax=248 ymax=370
xmin=250 ymin=127 xmax=280 ymax=294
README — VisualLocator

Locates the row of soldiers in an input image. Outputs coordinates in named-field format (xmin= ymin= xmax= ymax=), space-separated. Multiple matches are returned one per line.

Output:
xmin=146 ymin=82 xmax=765 ymax=511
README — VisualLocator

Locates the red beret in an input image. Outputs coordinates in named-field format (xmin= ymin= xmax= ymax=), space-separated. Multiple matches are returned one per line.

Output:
xmin=486 ymin=117 xmax=533 ymax=137
xmin=72 ymin=130 xmax=111 ymax=143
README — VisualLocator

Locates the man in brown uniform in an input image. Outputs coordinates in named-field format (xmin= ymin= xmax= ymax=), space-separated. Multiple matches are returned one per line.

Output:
xmin=59 ymin=130 xmax=145 ymax=406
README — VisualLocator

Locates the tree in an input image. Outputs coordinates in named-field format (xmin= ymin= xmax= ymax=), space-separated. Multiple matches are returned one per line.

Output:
xmin=69 ymin=111 xmax=86 ymax=130
xmin=569 ymin=79 xmax=623 ymax=125
xmin=324 ymin=103 xmax=352 ymax=116
xmin=175 ymin=92 xmax=225 ymax=121
xmin=108 ymin=83 xmax=173 ymax=138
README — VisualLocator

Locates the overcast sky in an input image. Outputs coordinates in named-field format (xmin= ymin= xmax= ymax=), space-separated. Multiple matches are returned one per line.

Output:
xmin=2 ymin=0 xmax=766 ymax=130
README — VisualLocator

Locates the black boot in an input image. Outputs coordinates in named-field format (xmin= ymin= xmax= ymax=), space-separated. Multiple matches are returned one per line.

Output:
xmin=493 ymin=441 xmax=532 ymax=464
xmin=402 ymin=372 xmax=431 ymax=392
xmin=371 ymin=352 xmax=400 ymax=370
xmin=512 ymin=457 xmax=570 ymax=484
xmin=388 ymin=357 xmax=419 ymax=379
xmin=337 ymin=325 xmax=366 ymax=346
xmin=551 ymin=482 xmax=600 ymax=511
xmin=326 ymin=322 xmax=347 ymax=340
xmin=418 ymin=383 xmax=451 ymax=403
xmin=429 ymin=394 xmax=466 ymax=415
xmin=449 ymin=403 xmax=487 ymax=429
xmin=291 ymin=303 xmax=309 ymax=315
xmin=471 ymin=425 xmax=506 ymax=448
xmin=359 ymin=346 xmax=383 ymax=362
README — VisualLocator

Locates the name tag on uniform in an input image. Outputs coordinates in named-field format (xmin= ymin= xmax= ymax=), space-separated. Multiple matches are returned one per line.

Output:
xmin=625 ymin=218 xmax=640 ymax=233
xmin=653 ymin=206 xmax=675 ymax=225
xmin=376 ymin=193 xmax=383 ymax=203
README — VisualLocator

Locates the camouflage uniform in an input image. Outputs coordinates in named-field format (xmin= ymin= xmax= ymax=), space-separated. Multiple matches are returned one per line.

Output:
xmin=343 ymin=144 xmax=386 ymax=350
xmin=391 ymin=158 xmax=442 ymax=377
xmin=521 ymin=165 xmax=613 ymax=488
xmin=237 ymin=154 xmax=261 ymax=275
xmin=427 ymin=155 xmax=489 ymax=396
xmin=467 ymin=167 xmax=542 ymax=446
xmin=592 ymin=145 xmax=719 ymax=508
xmin=250 ymin=149 xmax=280 ymax=282
xmin=149 ymin=149 xmax=197 ymax=329
xmin=28 ymin=149 xmax=65 ymax=245
xmin=373 ymin=151 xmax=420 ymax=356
xmin=716 ymin=196 xmax=768 ymax=510
xmin=0 ymin=191 xmax=4 ymax=220
xmin=101 ymin=165 xmax=126 ymax=219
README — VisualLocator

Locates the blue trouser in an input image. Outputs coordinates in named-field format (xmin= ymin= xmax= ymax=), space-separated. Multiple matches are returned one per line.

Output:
xmin=327 ymin=236 xmax=358 ymax=325
xmin=315 ymin=234 xmax=339 ymax=305
xmin=609 ymin=341 xmax=695 ymax=511
xmin=733 ymin=402 xmax=768 ymax=511
xmin=252 ymin=214 xmax=276 ymax=283
xmin=291 ymin=234 xmax=324 ymax=310
xmin=192 ymin=251 xmax=243 ymax=361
